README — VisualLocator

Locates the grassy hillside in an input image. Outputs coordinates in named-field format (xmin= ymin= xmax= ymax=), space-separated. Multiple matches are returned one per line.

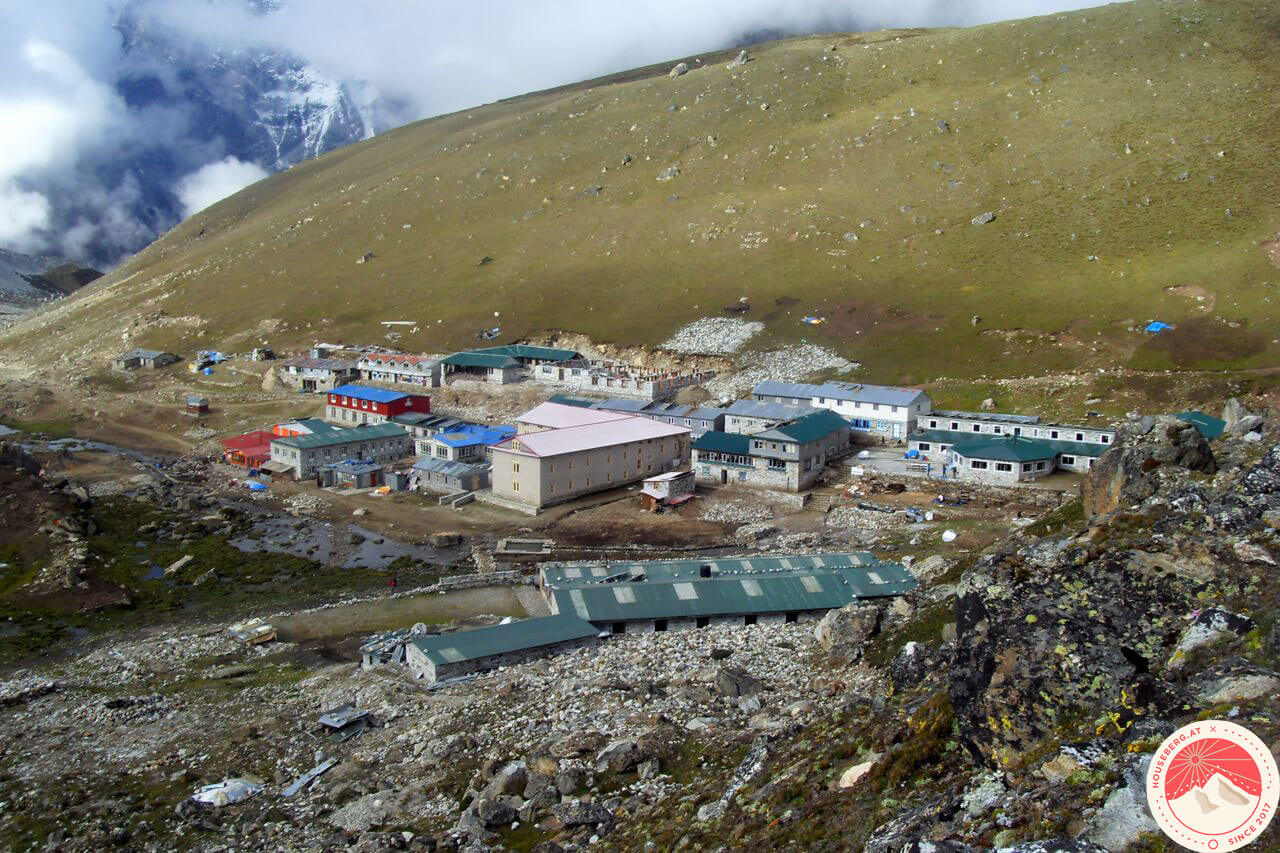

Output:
xmin=3 ymin=0 xmax=1279 ymax=384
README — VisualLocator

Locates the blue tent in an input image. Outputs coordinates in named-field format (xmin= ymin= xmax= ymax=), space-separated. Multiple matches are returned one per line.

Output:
xmin=1144 ymin=321 xmax=1171 ymax=333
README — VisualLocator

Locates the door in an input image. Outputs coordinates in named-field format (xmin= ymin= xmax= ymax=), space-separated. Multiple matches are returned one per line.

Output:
xmin=720 ymin=469 xmax=728 ymax=485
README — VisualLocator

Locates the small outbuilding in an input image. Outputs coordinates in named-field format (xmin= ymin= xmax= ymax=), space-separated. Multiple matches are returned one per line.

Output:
xmin=318 ymin=460 xmax=385 ymax=490
xmin=112 ymin=348 xmax=181 ymax=371
xmin=640 ymin=470 xmax=695 ymax=511
xmin=185 ymin=395 xmax=210 ymax=417
xmin=412 ymin=457 xmax=490 ymax=493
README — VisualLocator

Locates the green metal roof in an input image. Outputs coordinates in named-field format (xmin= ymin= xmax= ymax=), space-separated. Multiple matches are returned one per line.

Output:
xmin=410 ymin=613 xmax=599 ymax=665
xmin=441 ymin=352 xmax=522 ymax=369
xmin=911 ymin=429 xmax=1107 ymax=461
xmin=291 ymin=417 xmax=340 ymax=432
xmin=547 ymin=394 xmax=599 ymax=408
xmin=475 ymin=344 xmax=582 ymax=362
xmin=271 ymin=422 xmax=408 ymax=450
xmin=760 ymin=409 xmax=849 ymax=444
xmin=1175 ymin=411 xmax=1226 ymax=440
xmin=552 ymin=564 xmax=916 ymax=623
xmin=692 ymin=430 xmax=751 ymax=455
xmin=539 ymin=552 xmax=880 ymax=587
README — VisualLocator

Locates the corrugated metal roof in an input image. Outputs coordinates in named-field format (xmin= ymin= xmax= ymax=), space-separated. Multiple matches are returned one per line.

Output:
xmin=518 ymin=402 xmax=633 ymax=429
xmin=272 ymin=422 xmax=408 ymax=450
xmin=441 ymin=352 xmax=521 ymax=369
xmin=540 ymin=551 xmax=880 ymax=587
xmin=473 ymin=344 xmax=582 ymax=362
xmin=330 ymin=384 xmax=410 ymax=404
xmin=433 ymin=425 xmax=516 ymax=447
xmin=281 ymin=356 xmax=357 ymax=370
xmin=547 ymin=394 xmax=600 ymax=408
xmin=755 ymin=410 xmax=848 ymax=444
xmin=552 ymin=565 xmax=914 ymax=622
xmin=688 ymin=407 xmax=727 ymax=421
xmin=1175 ymin=411 xmax=1226 ymax=440
xmin=321 ymin=460 xmax=383 ymax=474
xmin=932 ymin=410 xmax=1041 ymax=424
xmin=410 ymin=614 xmax=599 ymax=665
xmin=498 ymin=417 xmax=688 ymax=458
xmin=724 ymin=399 xmax=815 ymax=421
xmin=753 ymin=380 xmax=928 ymax=407
xmin=412 ymin=457 xmax=489 ymax=477
xmin=592 ymin=398 xmax=651 ymax=414
xmin=692 ymin=430 xmax=751 ymax=455
xmin=912 ymin=429 xmax=1107 ymax=460
xmin=289 ymin=418 xmax=340 ymax=433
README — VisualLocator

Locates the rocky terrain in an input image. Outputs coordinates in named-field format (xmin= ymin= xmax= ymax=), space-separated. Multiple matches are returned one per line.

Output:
xmin=0 ymin=404 xmax=1274 ymax=850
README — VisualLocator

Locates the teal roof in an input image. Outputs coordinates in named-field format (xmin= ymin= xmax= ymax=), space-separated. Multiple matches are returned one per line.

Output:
xmin=441 ymin=352 xmax=522 ymax=369
xmin=272 ymin=422 xmax=407 ymax=450
xmin=911 ymin=429 xmax=1107 ymax=461
xmin=410 ymin=614 xmax=599 ymax=665
xmin=692 ymin=431 xmax=751 ymax=455
xmin=548 ymin=394 xmax=599 ymax=408
xmin=759 ymin=409 xmax=849 ymax=444
xmin=475 ymin=344 xmax=581 ymax=362
xmin=1175 ymin=411 xmax=1226 ymax=440
xmin=539 ymin=552 xmax=880 ymax=587
xmin=292 ymin=417 xmax=340 ymax=432
xmin=552 ymin=564 xmax=915 ymax=623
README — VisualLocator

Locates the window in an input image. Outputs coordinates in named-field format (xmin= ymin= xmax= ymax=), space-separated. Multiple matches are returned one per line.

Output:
xmin=549 ymin=484 xmax=555 ymax=494
xmin=567 ymin=460 xmax=572 ymax=470
xmin=1022 ymin=463 xmax=1032 ymax=472
xmin=970 ymin=460 xmax=988 ymax=469
xmin=1050 ymin=430 xmax=1059 ymax=439
xmin=1036 ymin=461 xmax=1047 ymax=470
xmin=819 ymin=397 xmax=826 ymax=404
xmin=929 ymin=419 xmax=938 ymax=428
xmin=1013 ymin=427 xmax=1022 ymax=436
xmin=950 ymin=422 xmax=959 ymax=431
xmin=972 ymin=424 xmax=981 ymax=432
xmin=1101 ymin=434 xmax=1110 ymax=443
xmin=995 ymin=463 xmax=1012 ymax=472
xmin=768 ymin=458 xmax=786 ymax=470
xmin=568 ymin=480 xmax=574 ymax=490
xmin=512 ymin=482 xmax=520 ymax=492
xmin=1061 ymin=455 xmax=1075 ymax=465
xmin=873 ymin=404 xmax=880 ymax=411
xmin=738 ymin=471 xmax=747 ymax=481
xmin=851 ymin=418 xmax=871 ymax=430
xmin=548 ymin=463 xmax=554 ymax=473
xmin=513 ymin=461 xmax=520 ymax=473
xmin=993 ymin=426 xmax=1002 ymax=434
xmin=585 ymin=478 xmax=591 ymax=487
xmin=918 ymin=443 xmax=931 ymax=451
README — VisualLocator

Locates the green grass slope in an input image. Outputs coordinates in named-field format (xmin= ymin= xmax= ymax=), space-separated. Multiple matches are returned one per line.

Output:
xmin=4 ymin=0 xmax=1279 ymax=384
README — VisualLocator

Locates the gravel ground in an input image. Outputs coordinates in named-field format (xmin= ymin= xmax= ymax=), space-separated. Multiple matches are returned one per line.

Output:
xmin=704 ymin=344 xmax=859 ymax=400
xmin=661 ymin=318 xmax=764 ymax=354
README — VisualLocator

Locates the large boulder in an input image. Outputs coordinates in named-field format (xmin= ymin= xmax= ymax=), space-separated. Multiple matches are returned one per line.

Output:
xmin=550 ymin=799 xmax=614 ymax=829
xmin=1084 ymin=755 xmax=1158 ymax=849
xmin=714 ymin=667 xmax=764 ymax=698
xmin=1083 ymin=415 xmax=1215 ymax=519
xmin=1165 ymin=608 xmax=1255 ymax=672
xmin=814 ymin=603 xmax=883 ymax=666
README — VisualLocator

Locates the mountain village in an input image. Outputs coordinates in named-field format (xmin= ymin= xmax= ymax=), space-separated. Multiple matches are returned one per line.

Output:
xmin=107 ymin=336 xmax=1230 ymax=692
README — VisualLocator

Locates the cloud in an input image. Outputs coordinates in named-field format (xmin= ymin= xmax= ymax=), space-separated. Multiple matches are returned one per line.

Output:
xmin=0 ymin=0 xmax=1117 ymax=267
xmin=176 ymin=157 xmax=271 ymax=218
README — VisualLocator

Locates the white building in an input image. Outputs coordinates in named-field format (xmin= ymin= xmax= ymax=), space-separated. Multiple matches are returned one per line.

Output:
xmin=752 ymin=381 xmax=931 ymax=441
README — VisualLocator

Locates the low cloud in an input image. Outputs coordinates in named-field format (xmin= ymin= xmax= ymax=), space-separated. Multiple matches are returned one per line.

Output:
xmin=176 ymin=157 xmax=271 ymax=219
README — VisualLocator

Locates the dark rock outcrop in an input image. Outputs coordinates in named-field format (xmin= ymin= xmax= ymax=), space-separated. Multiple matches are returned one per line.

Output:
xmin=1083 ymin=415 xmax=1215 ymax=518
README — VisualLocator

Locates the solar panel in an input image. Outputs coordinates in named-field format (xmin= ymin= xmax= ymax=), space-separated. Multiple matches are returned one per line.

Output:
xmin=868 ymin=571 xmax=884 ymax=584
xmin=439 ymin=647 xmax=464 ymax=662
xmin=740 ymin=579 xmax=763 ymax=597
xmin=801 ymin=576 xmax=824 ymax=593
xmin=674 ymin=583 xmax=699 ymax=600
xmin=613 ymin=587 xmax=636 ymax=604
xmin=563 ymin=567 xmax=582 ymax=579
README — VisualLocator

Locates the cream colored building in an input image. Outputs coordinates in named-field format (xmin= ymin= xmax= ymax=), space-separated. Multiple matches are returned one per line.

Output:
xmin=491 ymin=404 xmax=690 ymax=510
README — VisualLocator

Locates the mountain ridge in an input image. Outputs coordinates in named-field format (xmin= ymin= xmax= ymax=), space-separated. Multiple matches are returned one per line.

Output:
xmin=3 ymin=0 xmax=1279 ymax=387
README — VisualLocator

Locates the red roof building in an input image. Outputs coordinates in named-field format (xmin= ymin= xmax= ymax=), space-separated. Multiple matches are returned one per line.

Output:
xmin=325 ymin=384 xmax=431 ymax=426
xmin=221 ymin=431 xmax=275 ymax=469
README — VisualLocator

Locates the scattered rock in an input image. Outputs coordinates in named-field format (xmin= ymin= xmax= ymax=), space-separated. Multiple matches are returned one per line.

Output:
xmin=727 ymin=50 xmax=749 ymax=70
xmin=668 ymin=62 xmax=688 ymax=78
xmin=971 ymin=211 xmax=997 ymax=225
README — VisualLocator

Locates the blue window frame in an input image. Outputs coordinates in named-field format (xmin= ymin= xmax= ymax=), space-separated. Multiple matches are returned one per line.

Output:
xmin=850 ymin=418 xmax=871 ymax=430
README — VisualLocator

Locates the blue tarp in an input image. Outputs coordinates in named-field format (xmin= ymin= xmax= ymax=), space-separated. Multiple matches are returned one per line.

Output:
xmin=245 ymin=481 xmax=268 ymax=491
xmin=904 ymin=449 xmax=920 ymax=459
xmin=1144 ymin=321 xmax=1171 ymax=333
xmin=202 ymin=367 xmax=214 ymax=375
